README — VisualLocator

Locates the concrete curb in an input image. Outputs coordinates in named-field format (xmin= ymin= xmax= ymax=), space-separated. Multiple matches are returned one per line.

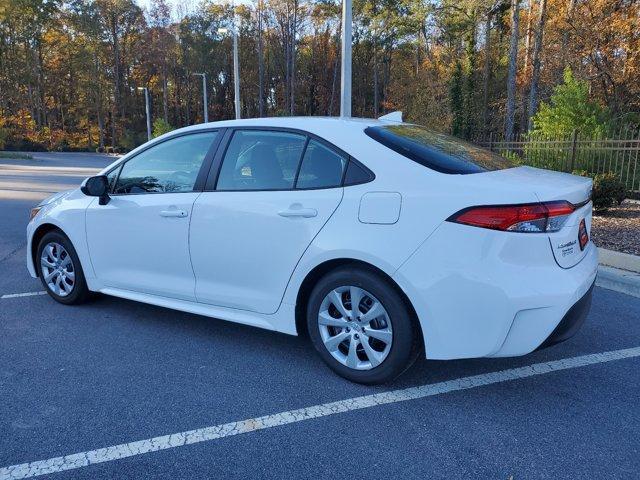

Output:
xmin=596 ymin=265 xmax=640 ymax=298
xmin=598 ymin=248 xmax=640 ymax=273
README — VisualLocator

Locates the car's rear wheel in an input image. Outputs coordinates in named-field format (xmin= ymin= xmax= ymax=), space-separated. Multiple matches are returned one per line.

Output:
xmin=37 ymin=231 xmax=90 ymax=305
xmin=307 ymin=266 xmax=419 ymax=384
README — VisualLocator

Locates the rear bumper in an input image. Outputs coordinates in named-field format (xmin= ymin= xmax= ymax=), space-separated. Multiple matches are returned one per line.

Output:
xmin=537 ymin=280 xmax=594 ymax=350
xmin=485 ymin=250 xmax=596 ymax=358
xmin=393 ymin=221 xmax=598 ymax=360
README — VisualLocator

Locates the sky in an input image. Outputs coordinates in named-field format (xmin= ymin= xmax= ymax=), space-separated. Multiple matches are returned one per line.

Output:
xmin=135 ymin=0 xmax=198 ymax=18
xmin=135 ymin=0 xmax=251 ymax=18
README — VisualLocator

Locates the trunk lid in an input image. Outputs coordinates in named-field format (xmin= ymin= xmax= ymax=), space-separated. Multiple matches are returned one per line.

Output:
xmin=486 ymin=166 xmax=592 ymax=205
xmin=485 ymin=166 xmax=593 ymax=268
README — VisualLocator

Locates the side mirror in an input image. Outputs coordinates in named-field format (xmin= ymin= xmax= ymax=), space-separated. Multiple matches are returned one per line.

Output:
xmin=81 ymin=175 xmax=110 ymax=205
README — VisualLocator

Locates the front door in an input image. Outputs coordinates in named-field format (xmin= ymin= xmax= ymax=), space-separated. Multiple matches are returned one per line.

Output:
xmin=190 ymin=130 xmax=347 ymax=314
xmin=85 ymin=131 xmax=219 ymax=301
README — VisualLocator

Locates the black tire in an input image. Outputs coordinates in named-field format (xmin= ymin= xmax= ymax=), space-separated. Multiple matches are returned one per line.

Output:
xmin=36 ymin=230 xmax=91 ymax=305
xmin=306 ymin=266 xmax=420 ymax=384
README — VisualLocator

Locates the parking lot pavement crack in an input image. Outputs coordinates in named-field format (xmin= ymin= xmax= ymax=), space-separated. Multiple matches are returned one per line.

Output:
xmin=0 ymin=242 xmax=26 ymax=265
xmin=1 ymin=346 xmax=639 ymax=480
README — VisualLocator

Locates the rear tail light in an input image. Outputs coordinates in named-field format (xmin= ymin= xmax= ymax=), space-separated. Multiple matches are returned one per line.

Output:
xmin=447 ymin=201 xmax=575 ymax=233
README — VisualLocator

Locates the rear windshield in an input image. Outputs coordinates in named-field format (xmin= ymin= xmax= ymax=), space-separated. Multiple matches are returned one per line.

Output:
xmin=365 ymin=125 xmax=516 ymax=174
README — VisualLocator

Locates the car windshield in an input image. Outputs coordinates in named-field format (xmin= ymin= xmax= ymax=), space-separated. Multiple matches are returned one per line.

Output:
xmin=365 ymin=124 xmax=516 ymax=174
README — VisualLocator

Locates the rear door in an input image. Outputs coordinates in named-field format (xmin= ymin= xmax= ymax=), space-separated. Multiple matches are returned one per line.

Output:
xmin=190 ymin=129 xmax=346 ymax=314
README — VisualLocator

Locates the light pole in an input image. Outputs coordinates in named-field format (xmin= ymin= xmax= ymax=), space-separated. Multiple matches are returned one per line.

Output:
xmin=193 ymin=73 xmax=208 ymax=123
xmin=340 ymin=0 xmax=352 ymax=118
xmin=137 ymin=87 xmax=152 ymax=141
xmin=218 ymin=27 xmax=241 ymax=119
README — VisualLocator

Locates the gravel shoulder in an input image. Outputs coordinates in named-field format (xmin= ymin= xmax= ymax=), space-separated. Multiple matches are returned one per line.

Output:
xmin=591 ymin=200 xmax=640 ymax=256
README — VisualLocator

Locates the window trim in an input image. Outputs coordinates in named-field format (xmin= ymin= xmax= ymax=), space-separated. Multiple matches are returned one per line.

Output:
xmin=105 ymin=128 xmax=224 ymax=196
xmin=291 ymin=136 xmax=311 ymax=189
xmin=204 ymin=126 xmax=374 ymax=192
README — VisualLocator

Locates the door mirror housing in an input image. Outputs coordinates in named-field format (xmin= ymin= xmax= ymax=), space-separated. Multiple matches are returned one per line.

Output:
xmin=81 ymin=175 xmax=110 ymax=205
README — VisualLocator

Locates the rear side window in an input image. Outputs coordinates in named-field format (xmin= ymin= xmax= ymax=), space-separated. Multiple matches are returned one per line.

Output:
xmin=365 ymin=125 xmax=515 ymax=174
xmin=217 ymin=130 xmax=306 ymax=190
xmin=343 ymin=160 xmax=374 ymax=186
xmin=296 ymin=140 xmax=347 ymax=189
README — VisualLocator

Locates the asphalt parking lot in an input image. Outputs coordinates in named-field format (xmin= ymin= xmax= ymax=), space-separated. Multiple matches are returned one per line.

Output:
xmin=1 ymin=153 xmax=639 ymax=479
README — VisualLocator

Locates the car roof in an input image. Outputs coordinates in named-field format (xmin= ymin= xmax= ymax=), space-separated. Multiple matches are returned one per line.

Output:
xmin=110 ymin=116 xmax=406 ymax=176
xmin=166 ymin=116 xmax=394 ymax=137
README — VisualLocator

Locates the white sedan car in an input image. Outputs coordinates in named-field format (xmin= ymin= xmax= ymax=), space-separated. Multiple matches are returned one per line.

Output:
xmin=27 ymin=116 xmax=597 ymax=384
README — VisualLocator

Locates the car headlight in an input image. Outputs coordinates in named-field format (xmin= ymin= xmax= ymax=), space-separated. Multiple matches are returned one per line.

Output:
xmin=28 ymin=189 xmax=72 ymax=222
xmin=29 ymin=206 xmax=42 ymax=221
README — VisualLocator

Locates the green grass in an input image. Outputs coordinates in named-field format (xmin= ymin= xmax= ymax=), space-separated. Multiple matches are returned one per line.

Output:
xmin=0 ymin=151 xmax=34 ymax=160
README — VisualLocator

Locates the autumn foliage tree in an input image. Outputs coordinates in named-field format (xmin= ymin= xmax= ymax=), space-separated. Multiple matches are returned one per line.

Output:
xmin=0 ymin=0 xmax=637 ymax=151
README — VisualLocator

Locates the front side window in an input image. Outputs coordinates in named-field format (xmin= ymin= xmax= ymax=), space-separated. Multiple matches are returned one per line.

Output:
xmin=365 ymin=125 xmax=516 ymax=174
xmin=113 ymin=131 xmax=217 ymax=194
xmin=295 ymin=140 xmax=346 ymax=189
xmin=216 ymin=130 xmax=306 ymax=190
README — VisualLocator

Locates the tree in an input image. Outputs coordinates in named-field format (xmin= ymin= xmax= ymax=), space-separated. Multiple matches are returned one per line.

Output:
xmin=270 ymin=0 xmax=303 ymax=115
xmin=519 ymin=0 xmax=533 ymax=131
xmin=461 ymin=10 xmax=477 ymax=139
xmin=481 ymin=4 xmax=494 ymax=133
xmin=1 ymin=0 xmax=638 ymax=151
xmin=148 ymin=0 xmax=173 ymax=123
xmin=449 ymin=60 xmax=464 ymax=136
xmin=504 ymin=0 xmax=520 ymax=140
xmin=532 ymin=68 xmax=610 ymax=137
xmin=93 ymin=0 xmax=145 ymax=142
xmin=526 ymin=0 xmax=547 ymax=131
xmin=256 ymin=0 xmax=265 ymax=117
xmin=152 ymin=117 xmax=173 ymax=137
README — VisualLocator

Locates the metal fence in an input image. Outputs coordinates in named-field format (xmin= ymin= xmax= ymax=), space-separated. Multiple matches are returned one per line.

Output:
xmin=473 ymin=130 xmax=640 ymax=192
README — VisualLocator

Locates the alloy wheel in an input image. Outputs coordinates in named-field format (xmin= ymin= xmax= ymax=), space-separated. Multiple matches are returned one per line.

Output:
xmin=40 ymin=242 xmax=75 ymax=297
xmin=318 ymin=286 xmax=393 ymax=370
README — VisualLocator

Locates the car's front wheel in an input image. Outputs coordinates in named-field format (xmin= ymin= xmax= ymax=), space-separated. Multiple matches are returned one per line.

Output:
xmin=37 ymin=230 xmax=90 ymax=305
xmin=307 ymin=266 xmax=420 ymax=384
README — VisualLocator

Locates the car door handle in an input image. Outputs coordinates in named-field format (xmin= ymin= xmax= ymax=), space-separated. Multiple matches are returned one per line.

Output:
xmin=278 ymin=205 xmax=318 ymax=218
xmin=159 ymin=209 xmax=188 ymax=218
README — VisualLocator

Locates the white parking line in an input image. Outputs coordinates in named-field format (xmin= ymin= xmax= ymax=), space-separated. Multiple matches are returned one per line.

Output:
xmin=0 ymin=291 xmax=46 ymax=299
xmin=1 ymin=346 xmax=638 ymax=480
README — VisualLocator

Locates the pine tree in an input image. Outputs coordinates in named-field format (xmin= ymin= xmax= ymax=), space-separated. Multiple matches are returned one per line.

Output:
xmin=532 ymin=68 xmax=610 ymax=137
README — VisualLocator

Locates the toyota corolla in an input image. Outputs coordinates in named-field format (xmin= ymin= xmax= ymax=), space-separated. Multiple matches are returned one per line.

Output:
xmin=27 ymin=116 xmax=597 ymax=384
